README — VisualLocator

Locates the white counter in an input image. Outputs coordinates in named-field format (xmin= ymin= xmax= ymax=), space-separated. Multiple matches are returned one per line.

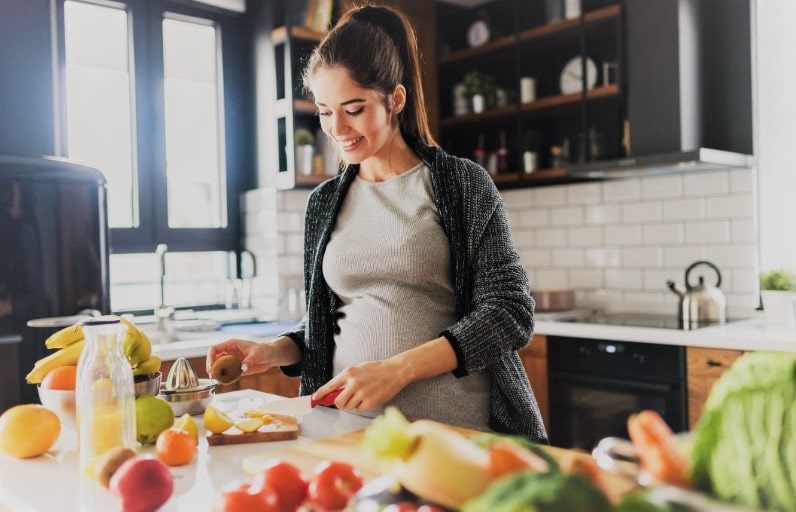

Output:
xmin=0 ymin=389 xmax=372 ymax=512
xmin=535 ymin=316 xmax=796 ymax=352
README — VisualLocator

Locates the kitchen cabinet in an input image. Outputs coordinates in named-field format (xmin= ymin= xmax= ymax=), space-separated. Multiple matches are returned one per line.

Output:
xmin=686 ymin=346 xmax=744 ymax=428
xmin=518 ymin=335 xmax=549 ymax=432
xmin=160 ymin=357 xmax=299 ymax=397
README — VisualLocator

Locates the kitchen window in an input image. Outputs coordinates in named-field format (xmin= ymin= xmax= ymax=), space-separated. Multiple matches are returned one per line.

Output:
xmin=55 ymin=0 xmax=251 ymax=311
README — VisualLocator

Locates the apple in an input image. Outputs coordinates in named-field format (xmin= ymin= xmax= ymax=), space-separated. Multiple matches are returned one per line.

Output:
xmin=110 ymin=456 xmax=174 ymax=512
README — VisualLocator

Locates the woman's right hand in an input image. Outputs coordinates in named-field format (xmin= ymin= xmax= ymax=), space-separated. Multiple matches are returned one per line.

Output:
xmin=206 ymin=339 xmax=279 ymax=376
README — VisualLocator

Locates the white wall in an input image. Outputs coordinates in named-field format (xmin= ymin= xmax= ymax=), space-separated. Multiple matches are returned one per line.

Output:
xmin=754 ymin=0 xmax=796 ymax=272
xmin=243 ymin=167 xmax=758 ymax=319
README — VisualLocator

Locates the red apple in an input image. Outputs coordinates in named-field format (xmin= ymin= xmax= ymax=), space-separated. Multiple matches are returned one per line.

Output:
xmin=110 ymin=456 xmax=174 ymax=512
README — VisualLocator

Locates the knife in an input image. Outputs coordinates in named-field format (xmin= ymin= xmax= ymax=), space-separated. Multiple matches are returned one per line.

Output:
xmin=260 ymin=388 xmax=344 ymax=415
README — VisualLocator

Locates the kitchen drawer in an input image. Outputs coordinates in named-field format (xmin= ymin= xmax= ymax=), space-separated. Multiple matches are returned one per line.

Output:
xmin=686 ymin=346 xmax=744 ymax=428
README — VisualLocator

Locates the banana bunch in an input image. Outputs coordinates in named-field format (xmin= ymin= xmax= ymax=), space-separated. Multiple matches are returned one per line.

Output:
xmin=26 ymin=317 xmax=161 ymax=384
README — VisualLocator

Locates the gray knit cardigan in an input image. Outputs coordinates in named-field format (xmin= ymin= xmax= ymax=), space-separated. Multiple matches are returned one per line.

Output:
xmin=278 ymin=135 xmax=548 ymax=442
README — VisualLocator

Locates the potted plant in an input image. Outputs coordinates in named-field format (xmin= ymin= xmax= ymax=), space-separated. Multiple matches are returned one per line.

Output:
xmin=463 ymin=70 xmax=487 ymax=114
xmin=760 ymin=269 xmax=796 ymax=327
xmin=294 ymin=128 xmax=314 ymax=176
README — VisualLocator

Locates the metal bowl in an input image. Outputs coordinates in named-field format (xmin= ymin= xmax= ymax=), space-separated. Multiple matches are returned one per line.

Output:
xmin=158 ymin=378 xmax=215 ymax=416
xmin=134 ymin=371 xmax=162 ymax=398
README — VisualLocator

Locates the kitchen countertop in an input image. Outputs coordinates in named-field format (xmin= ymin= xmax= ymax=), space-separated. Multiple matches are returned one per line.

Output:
xmin=151 ymin=314 xmax=796 ymax=362
xmin=0 ymin=389 xmax=372 ymax=512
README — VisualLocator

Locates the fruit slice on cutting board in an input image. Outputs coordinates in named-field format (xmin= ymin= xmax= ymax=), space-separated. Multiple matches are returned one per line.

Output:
xmin=204 ymin=405 xmax=234 ymax=434
xmin=235 ymin=417 xmax=265 ymax=434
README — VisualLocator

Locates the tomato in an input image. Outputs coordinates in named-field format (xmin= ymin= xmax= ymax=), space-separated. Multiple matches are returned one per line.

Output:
xmin=215 ymin=482 xmax=281 ymax=512
xmin=383 ymin=503 xmax=419 ymax=512
xmin=307 ymin=461 xmax=364 ymax=511
xmin=252 ymin=460 xmax=309 ymax=512
xmin=488 ymin=441 xmax=549 ymax=477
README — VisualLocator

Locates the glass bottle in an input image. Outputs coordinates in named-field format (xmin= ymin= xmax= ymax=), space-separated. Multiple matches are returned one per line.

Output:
xmin=76 ymin=317 xmax=136 ymax=477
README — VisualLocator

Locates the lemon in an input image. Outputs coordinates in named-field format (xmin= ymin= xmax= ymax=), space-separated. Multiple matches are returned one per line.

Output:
xmin=135 ymin=395 xmax=174 ymax=445
xmin=0 ymin=404 xmax=60 ymax=458
xmin=172 ymin=413 xmax=198 ymax=443
xmin=235 ymin=417 xmax=264 ymax=433
xmin=203 ymin=405 xmax=234 ymax=434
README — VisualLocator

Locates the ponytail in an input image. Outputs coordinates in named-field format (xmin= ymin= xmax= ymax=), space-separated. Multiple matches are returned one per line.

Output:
xmin=303 ymin=4 xmax=436 ymax=146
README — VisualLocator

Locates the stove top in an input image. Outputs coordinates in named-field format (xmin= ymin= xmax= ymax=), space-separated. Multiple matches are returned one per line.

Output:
xmin=550 ymin=311 xmax=724 ymax=330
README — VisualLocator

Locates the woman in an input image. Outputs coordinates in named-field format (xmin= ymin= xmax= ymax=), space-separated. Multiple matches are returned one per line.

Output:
xmin=207 ymin=5 xmax=546 ymax=441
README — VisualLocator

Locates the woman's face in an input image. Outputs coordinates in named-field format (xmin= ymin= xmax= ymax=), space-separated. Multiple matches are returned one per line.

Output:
xmin=310 ymin=66 xmax=399 ymax=165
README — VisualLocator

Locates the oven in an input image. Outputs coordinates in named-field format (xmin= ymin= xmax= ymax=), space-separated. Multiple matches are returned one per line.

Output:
xmin=548 ymin=336 xmax=687 ymax=450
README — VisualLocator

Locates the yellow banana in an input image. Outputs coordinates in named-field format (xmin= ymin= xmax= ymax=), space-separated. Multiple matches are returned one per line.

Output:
xmin=132 ymin=354 xmax=161 ymax=377
xmin=121 ymin=319 xmax=151 ymax=366
xmin=26 ymin=340 xmax=85 ymax=384
xmin=44 ymin=323 xmax=84 ymax=349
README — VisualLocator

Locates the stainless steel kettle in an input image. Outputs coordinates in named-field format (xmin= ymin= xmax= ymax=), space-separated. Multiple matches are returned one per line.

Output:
xmin=667 ymin=260 xmax=727 ymax=327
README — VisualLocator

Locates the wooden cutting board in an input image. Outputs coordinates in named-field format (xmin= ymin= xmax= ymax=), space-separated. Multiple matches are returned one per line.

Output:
xmin=207 ymin=414 xmax=300 ymax=446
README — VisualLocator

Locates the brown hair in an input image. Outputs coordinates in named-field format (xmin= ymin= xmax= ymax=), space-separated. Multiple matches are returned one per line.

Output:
xmin=303 ymin=4 xmax=436 ymax=146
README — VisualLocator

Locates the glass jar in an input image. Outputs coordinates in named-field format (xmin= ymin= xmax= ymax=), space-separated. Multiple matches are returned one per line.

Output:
xmin=76 ymin=317 xmax=136 ymax=477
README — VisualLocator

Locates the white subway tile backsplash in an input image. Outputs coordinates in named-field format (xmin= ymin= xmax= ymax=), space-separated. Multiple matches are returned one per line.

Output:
xmin=519 ymin=249 xmax=551 ymax=267
xmin=277 ymin=212 xmax=303 ymax=233
xmin=552 ymin=248 xmax=586 ymax=267
xmin=663 ymin=246 xmax=706 ymax=267
xmin=622 ymin=201 xmax=662 ymax=223
xmin=643 ymin=270 xmax=678 ymax=291
xmin=501 ymin=189 xmax=533 ymax=209
xmin=585 ymin=204 xmax=622 ymax=224
xmin=683 ymin=171 xmax=729 ymax=196
xmin=731 ymin=219 xmax=756 ymax=243
xmin=641 ymin=175 xmax=683 ymax=199
xmin=623 ymin=291 xmax=666 ymax=304
xmin=705 ymin=244 xmax=757 ymax=268
xmin=533 ymin=269 xmax=569 ymax=289
xmin=551 ymin=207 xmax=583 ymax=226
xmin=535 ymin=229 xmax=568 ymax=247
xmin=566 ymin=183 xmax=602 ymax=205
xmin=285 ymin=234 xmax=304 ymax=254
xmin=622 ymin=247 xmax=663 ymax=268
xmin=685 ymin=221 xmax=731 ymax=244
xmin=706 ymin=195 xmax=755 ymax=219
xmin=731 ymin=269 xmax=758 ymax=293
xmin=568 ymin=227 xmax=603 ymax=246
xmin=605 ymin=225 xmax=642 ymax=246
xmin=569 ymin=269 xmax=604 ymax=288
xmin=643 ymin=223 xmax=684 ymax=244
xmin=586 ymin=247 xmax=622 ymax=267
xmin=662 ymin=198 xmax=704 ymax=220
xmin=605 ymin=269 xmax=643 ymax=289
xmin=533 ymin=186 xmax=566 ymax=206
xmin=603 ymin=179 xmax=641 ymax=202
xmin=519 ymin=209 xmax=551 ymax=228
xmin=513 ymin=230 xmax=535 ymax=248
xmin=730 ymin=168 xmax=754 ymax=193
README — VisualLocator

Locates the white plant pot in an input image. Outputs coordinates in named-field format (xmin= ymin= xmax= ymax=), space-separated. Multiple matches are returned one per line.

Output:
xmin=295 ymin=145 xmax=314 ymax=176
xmin=761 ymin=290 xmax=796 ymax=328
xmin=472 ymin=94 xmax=485 ymax=114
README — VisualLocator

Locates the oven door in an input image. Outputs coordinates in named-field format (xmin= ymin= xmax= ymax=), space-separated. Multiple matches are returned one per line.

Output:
xmin=549 ymin=371 xmax=686 ymax=450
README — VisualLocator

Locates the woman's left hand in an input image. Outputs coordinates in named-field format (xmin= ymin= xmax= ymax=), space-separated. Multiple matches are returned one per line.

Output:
xmin=313 ymin=358 xmax=410 ymax=413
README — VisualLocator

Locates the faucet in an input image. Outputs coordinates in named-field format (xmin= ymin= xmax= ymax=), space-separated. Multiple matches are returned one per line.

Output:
xmin=155 ymin=244 xmax=174 ymax=333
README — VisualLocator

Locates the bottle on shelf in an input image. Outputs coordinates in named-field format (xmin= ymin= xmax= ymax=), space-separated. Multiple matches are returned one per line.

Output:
xmin=497 ymin=131 xmax=509 ymax=173
xmin=473 ymin=133 xmax=487 ymax=168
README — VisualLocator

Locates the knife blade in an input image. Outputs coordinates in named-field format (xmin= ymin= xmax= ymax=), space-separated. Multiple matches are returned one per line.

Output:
xmin=261 ymin=388 xmax=343 ymax=415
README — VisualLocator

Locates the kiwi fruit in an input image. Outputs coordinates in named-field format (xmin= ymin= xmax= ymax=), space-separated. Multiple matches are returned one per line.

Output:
xmin=210 ymin=354 xmax=243 ymax=384
xmin=94 ymin=447 xmax=136 ymax=488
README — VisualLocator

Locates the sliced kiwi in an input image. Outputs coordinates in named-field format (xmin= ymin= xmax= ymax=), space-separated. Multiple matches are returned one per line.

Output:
xmin=94 ymin=447 xmax=136 ymax=488
xmin=210 ymin=354 xmax=243 ymax=384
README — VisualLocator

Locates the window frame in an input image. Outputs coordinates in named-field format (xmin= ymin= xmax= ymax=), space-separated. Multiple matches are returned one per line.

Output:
xmin=53 ymin=0 xmax=251 ymax=255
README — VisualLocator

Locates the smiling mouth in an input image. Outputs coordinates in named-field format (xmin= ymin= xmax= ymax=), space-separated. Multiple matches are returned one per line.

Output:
xmin=339 ymin=136 xmax=364 ymax=149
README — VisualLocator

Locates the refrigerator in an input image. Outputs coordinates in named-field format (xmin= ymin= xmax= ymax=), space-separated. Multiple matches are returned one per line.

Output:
xmin=0 ymin=155 xmax=109 ymax=409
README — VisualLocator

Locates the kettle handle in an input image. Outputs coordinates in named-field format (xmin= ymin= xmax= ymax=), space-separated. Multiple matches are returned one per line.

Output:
xmin=685 ymin=260 xmax=722 ymax=289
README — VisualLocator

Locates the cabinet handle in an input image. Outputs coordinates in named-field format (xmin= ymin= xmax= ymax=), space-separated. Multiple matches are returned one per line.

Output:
xmin=706 ymin=359 xmax=722 ymax=368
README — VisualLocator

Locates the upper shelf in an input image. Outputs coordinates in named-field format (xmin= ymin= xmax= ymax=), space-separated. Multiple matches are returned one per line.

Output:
xmin=439 ymin=84 xmax=620 ymax=129
xmin=439 ymin=4 xmax=622 ymax=67
xmin=271 ymin=25 xmax=326 ymax=45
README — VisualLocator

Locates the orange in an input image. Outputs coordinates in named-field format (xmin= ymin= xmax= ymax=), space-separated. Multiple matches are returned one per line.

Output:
xmin=0 ymin=404 xmax=60 ymax=458
xmin=155 ymin=428 xmax=196 ymax=466
xmin=41 ymin=365 xmax=77 ymax=390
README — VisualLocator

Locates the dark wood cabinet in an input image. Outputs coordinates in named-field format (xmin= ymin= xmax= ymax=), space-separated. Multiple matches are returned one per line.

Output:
xmin=519 ymin=334 xmax=549 ymax=432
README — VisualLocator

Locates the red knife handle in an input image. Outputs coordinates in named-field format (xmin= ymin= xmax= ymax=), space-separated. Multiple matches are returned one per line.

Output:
xmin=311 ymin=388 xmax=343 ymax=408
